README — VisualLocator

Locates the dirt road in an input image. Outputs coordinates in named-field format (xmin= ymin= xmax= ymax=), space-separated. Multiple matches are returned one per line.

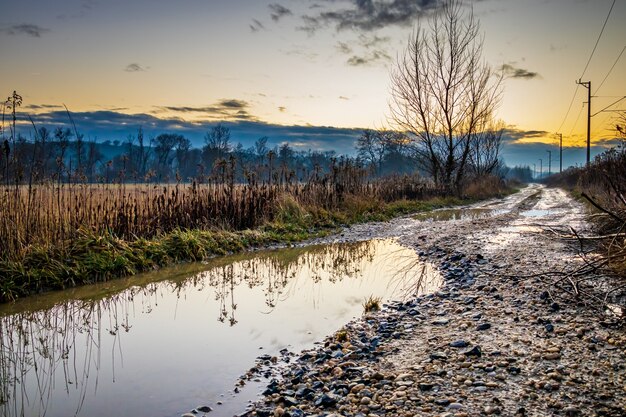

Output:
xmin=247 ymin=185 xmax=625 ymax=417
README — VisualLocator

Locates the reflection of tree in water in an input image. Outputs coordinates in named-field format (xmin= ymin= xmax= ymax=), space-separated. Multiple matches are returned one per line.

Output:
xmin=0 ymin=285 xmax=160 ymax=417
xmin=195 ymin=240 xmax=377 ymax=325
xmin=0 ymin=239 xmax=398 ymax=416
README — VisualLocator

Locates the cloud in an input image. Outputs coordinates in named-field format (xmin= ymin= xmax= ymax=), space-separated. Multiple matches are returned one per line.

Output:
xmin=219 ymin=99 xmax=248 ymax=109
xmin=23 ymin=104 xmax=64 ymax=110
xmin=3 ymin=24 xmax=50 ymax=37
xmin=347 ymin=49 xmax=390 ymax=66
xmin=278 ymin=106 xmax=287 ymax=112
xmin=502 ymin=127 xmax=550 ymax=144
xmin=250 ymin=19 xmax=266 ymax=32
xmin=336 ymin=41 xmax=353 ymax=54
xmin=21 ymin=109 xmax=363 ymax=155
xmin=299 ymin=0 xmax=444 ymax=33
xmin=338 ymin=33 xmax=392 ymax=66
xmin=501 ymin=63 xmax=540 ymax=80
xmin=282 ymin=47 xmax=319 ymax=62
xmin=269 ymin=3 xmax=293 ymax=22
xmin=157 ymin=99 xmax=256 ymax=121
xmin=339 ymin=96 xmax=349 ymax=100
xmin=124 ymin=63 xmax=147 ymax=72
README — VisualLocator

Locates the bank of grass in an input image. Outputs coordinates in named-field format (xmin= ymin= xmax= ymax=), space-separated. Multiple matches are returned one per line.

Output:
xmin=0 ymin=186 xmax=505 ymax=303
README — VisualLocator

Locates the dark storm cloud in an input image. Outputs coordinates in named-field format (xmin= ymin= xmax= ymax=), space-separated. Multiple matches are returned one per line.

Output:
xmin=3 ymin=24 xmax=50 ymax=37
xmin=124 ymin=63 xmax=146 ymax=72
xmin=299 ymin=0 xmax=444 ymax=33
xmin=269 ymin=3 xmax=293 ymax=22
xmin=501 ymin=63 xmax=540 ymax=80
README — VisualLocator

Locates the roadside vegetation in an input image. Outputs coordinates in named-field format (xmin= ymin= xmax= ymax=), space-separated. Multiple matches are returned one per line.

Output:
xmin=543 ymin=128 xmax=625 ymax=319
xmin=546 ymin=141 xmax=626 ymax=279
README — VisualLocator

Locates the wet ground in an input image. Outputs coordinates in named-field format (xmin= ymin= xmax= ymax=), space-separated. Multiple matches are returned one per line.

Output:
xmin=247 ymin=184 xmax=626 ymax=417
xmin=2 ymin=184 xmax=624 ymax=417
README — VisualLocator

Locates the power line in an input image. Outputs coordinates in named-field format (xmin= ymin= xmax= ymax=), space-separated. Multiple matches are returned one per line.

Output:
xmin=591 ymin=96 xmax=626 ymax=117
xmin=556 ymin=0 xmax=615 ymax=135
xmin=557 ymin=85 xmax=580 ymax=132
xmin=581 ymin=0 xmax=616 ymax=78
xmin=594 ymin=45 xmax=626 ymax=94
xmin=568 ymin=104 xmax=585 ymax=136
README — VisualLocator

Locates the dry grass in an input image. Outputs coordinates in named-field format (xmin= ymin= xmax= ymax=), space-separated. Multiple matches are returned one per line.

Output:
xmin=0 ymin=182 xmax=278 ymax=260
xmin=461 ymin=174 xmax=510 ymax=200
xmin=577 ymin=148 xmax=626 ymax=277
xmin=545 ymin=145 xmax=626 ymax=313
xmin=0 ymin=171 xmax=445 ymax=263
xmin=362 ymin=295 xmax=382 ymax=313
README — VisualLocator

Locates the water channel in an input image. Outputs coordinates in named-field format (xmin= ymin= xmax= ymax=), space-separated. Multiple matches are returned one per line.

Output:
xmin=0 ymin=239 xmax=441 ymax=417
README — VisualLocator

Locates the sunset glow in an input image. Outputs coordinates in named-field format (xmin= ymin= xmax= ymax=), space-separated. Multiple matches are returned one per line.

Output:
xmin=2 ymin=0 xmax=625 ymax=166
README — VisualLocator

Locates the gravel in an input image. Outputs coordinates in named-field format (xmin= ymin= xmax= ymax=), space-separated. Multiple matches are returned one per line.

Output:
xmin=236 ymin=185 xmax=625 ymax=417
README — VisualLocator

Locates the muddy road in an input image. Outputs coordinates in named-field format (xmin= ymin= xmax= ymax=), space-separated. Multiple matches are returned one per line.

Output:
xmin=248 ymin=185 xmax=625 ymax=417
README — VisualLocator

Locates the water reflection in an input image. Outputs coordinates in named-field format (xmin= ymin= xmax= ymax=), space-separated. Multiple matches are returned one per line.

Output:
xmin=0 ymin=239 xmax=440 ymax=417
xmin=413 ymin=208 xmax=508 ymax=221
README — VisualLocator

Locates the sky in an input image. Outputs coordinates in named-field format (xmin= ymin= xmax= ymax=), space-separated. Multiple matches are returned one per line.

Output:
xmin=1 ymin=0 xmax=625 ymax=169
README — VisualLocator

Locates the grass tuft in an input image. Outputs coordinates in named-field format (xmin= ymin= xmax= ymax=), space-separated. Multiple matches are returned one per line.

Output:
xmin=362 ymin=295 xmax=382 ymax=313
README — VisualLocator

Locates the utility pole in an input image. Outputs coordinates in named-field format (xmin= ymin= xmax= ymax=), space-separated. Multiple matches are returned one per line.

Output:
xmin=539 ymin=158 xmax=543 ymax=179
xmin=555 ymin=133 xmax=563 ymax=173
xmin=546 ymin=150 xmax=552 ymax=176
xmin=533 ymin=163 xmax=536 ymax=180
xmin=576 ymin=79 xmax=591 ymax=165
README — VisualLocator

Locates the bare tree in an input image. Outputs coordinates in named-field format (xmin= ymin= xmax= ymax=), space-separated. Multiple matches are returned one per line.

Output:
xmin=357 ymin=128 xmax=407 ymax=175
xmin=204 ymin=123 xmax=231 ymax=160
xmin=356 ymin=129 xmax=385 ymax=174
xmin=469 ymin=120 xmax=505 ymax=176
xmin=390 ymin=0 xmax=502 ymax=192
xmin=154 ymin=133 xmax=181 ymax=180
xmin=255 ymin=136 xmax=269 ymax=161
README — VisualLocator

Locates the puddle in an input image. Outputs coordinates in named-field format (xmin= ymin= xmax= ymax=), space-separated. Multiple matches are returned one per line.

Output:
xmin=414 ymin=208 xmax=508 ymax=222
xmin=499 ymin=225 xmax=545 ymax=234
xmin=0 ymin=239 xmax=441 ymax=417
xmin=520 ymin=209 xmax=553 ymax=218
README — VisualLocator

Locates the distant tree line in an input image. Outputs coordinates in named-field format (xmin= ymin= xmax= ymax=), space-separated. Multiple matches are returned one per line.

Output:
xmin=1 ymin=88 xmax=509 ymax=188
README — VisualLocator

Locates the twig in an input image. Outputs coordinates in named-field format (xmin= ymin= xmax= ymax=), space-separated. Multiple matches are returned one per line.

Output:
xmin=581 ymin=192 xmax=624 ymax=222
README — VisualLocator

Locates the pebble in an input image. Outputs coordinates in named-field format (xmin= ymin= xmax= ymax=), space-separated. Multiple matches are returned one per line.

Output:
xmin=236 ymin=203 xmax=626 ymax=417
